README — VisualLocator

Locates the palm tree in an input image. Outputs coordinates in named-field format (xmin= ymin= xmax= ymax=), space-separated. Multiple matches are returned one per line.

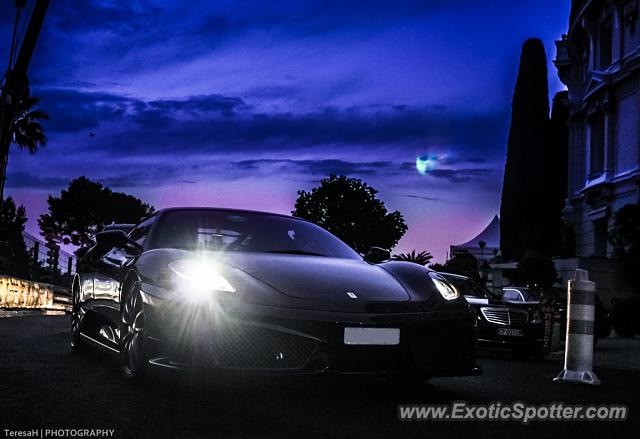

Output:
xmin=0 ymin=96 xmax=48 ymax=202
xmin=9 ymin=96 xmax=48 ymax=154
xmin=392 ymin=250 xmax=433 ymax=266
xmin=478 ymin=240 xmax=487 ymax=261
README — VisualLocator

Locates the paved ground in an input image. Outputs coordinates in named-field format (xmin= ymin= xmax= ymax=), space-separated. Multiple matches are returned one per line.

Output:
xmin=1 ymin=315 xmax=639 ymax=439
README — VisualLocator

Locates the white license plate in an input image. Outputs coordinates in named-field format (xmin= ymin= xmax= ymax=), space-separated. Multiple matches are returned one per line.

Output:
xmin=344 ymin=327 xmax=400 ymax=345
xmin=497 ymin=328 xmax=524 ymax=337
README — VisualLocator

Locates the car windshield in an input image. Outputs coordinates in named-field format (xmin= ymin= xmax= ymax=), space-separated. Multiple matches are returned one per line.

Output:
xmin=502 ymin=288 xmax=540 ymax=302
xmin=444 ymin=275 xmax=500 ymax=299
xmin=149 ymin=210 xmax=361 ymax=259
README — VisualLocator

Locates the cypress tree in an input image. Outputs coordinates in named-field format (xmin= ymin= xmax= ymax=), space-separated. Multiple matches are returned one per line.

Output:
xmin=547 ymin=91 xmax=570 ymax=254
xmin=500 ymin=39 xmax=550 ymax=260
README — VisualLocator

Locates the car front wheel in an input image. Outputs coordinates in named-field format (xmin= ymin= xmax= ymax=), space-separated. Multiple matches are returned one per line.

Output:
xmin=120 ymin=281 xmax=148 ymax=380
xmin=70 ymin=280 xmax=85 ymax=353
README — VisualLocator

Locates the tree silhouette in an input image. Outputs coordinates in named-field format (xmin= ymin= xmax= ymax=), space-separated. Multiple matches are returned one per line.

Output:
xmin=9 ymin=97 xmax=48 ymax=154
xmin=500 ymin=39 xmax=552 ymax=261
xmin=393 ymin=250 xmax=433 ymax=266
xmin=517 ymin=250 xmax=557 ymax=289
xmin=431 ymin=253 xmax=480 ymax=279
xmin=38 ymin=177 xmax=155 ymax=252
xmin=478 ymin=240 xmax=486 ymax=260
xmin=293 ymin=175 xmax=407 ymax=253
xmin=548 ymin=91 xmax=570 ymax=254
xmin=0 ymin=196 xmax=33 ymax=277
xmin=609 ymin=204 xmax=640 ymax=293
xmin=0 ymin=97 xmax=48 ymax=203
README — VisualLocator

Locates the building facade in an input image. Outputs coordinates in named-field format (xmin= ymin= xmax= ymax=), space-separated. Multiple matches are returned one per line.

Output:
xmin=555 ymin=0 xmax=640 ymax=258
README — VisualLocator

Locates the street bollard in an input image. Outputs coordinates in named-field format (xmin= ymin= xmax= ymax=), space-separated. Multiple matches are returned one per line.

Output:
xmin=554 ymin=269 xmax=600 ymax=385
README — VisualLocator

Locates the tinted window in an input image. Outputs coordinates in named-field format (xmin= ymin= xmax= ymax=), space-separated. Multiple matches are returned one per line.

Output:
xmin=502 ymin=289 xmax=523 ymax=302
xmin=128 ymin=215 xmax=157 ymax=247
xmin=503 ymin=288 xmax=540 ymax=302
xmin=149 ymin=210 xmax=361 ymax=259
xmin=446 ymin=276 xmax=498 ymax=299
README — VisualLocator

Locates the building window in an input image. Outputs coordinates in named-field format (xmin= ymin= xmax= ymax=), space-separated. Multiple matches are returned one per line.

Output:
xmin=593 ymin=219 xmax=608 ymax=257
xmin=599 ymin=18 xmax=613 ymax=69
xmin=589 ymin=113 xmax=605 ymax=177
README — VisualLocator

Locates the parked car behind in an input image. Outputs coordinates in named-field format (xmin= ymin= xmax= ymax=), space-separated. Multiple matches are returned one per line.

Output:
xmin=502 ymin=286 xmax=611 ymax=344
xmin=502 ymin=287 xmax=540 ymax=303
xmin=440 ymin=273 xmax=545 ymax=359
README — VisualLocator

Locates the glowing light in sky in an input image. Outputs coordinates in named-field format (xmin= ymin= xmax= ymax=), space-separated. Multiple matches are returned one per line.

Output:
xmin=416 ymin=153 xmax=446 ymax=175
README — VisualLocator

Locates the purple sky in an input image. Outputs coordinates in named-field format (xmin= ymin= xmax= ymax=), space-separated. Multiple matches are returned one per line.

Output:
xmin=1 ymin=0 xmax=570 ymax=261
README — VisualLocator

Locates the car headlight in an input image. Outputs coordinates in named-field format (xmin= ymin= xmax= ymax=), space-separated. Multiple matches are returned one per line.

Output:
xmin=530 ymin=311 xmax=542 ymax=324
xmin=428 ymin=272 xmax=459 ymax=300
xmin=168 ymin=259 xmax=235 ymax=295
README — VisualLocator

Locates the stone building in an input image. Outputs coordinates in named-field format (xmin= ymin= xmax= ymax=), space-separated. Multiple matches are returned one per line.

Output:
xmin=555 ymin=0 xmax=640 ymax=259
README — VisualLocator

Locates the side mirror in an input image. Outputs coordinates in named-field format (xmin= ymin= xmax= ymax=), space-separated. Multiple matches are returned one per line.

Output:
xmin=363 ymin=246 xmax=391 ymax=264
xmin=95 ymin=230 xmax=142 ymax=255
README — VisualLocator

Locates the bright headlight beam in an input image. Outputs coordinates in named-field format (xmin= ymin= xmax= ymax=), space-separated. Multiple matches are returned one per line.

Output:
xmin=168 ymin=259 xmax=235 ymax=296
xmin=428 ymin=272 xmax=459 ymax=300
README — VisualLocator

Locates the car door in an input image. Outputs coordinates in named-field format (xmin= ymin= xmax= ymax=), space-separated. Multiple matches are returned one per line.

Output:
xmin=92 ymin=216 xmax=157 ymax=347
xmin=74 ymin=248 xmax=96 ymax=309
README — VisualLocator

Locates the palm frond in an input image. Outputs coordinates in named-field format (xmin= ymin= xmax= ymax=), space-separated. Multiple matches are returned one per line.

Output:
xmin=392 ymin=250 xmax=434 ymax=266
xmin=9 ymin=98 xmax=48 ymax=154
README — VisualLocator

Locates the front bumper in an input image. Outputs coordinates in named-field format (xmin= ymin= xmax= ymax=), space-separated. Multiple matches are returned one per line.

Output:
xmin=140 ymin=290 xmax=480 ymax=377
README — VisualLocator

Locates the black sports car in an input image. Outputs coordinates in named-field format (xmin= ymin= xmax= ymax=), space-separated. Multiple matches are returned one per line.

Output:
xmin=440 ymin=273 xmax=545 ymax=358
xmin=71 ymin=208 xmax=479 ymax=381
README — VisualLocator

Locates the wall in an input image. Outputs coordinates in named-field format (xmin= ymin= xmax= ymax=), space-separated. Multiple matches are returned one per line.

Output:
xmin=0 ymin=275 xmax=68 ymax=310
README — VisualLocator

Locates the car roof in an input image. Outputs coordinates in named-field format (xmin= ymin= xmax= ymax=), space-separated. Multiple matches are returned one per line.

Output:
xmin=102 ymin=223 xmax=135 ymax=232
xmin=438 ymin=272 xmax=469 ymax=280
xmin=156 ymin=207 xmax=303 ymax=221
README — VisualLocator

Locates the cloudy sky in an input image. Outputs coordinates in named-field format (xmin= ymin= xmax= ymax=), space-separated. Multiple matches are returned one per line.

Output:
xmin=1 ymin=0 xmax=570 ymax=261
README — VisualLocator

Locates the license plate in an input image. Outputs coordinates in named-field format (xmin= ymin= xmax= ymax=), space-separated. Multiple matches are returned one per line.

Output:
xmin=497 ymin=328 xmax=524 ymax=337
xmin=344 ymin=327 xmax=400 ymax=345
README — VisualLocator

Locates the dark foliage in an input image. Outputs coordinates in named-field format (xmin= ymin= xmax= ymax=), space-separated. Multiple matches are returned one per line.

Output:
xmin=38 ymin=177 xmax=155 ymax=252
xmin=10 ymin=96 xmax=49 ymax=154
xmin=393 ymin=250 xmax=433 ymax=266
xmin=548 ymin=91 xmax=570 ymax=254
xmin=516 ymin=250 xmax=558 ymax=289
xmin=430 ymin=253 xmax=479 ymax=279
xmin=609 ymin=204 xmax=640 ymax=293
xmin=0 ymin=197 xmax=35 ymax=278
xmin=500 ymin=39 xmax=568 ymax=260
xmin=292 ymin=174 xmax=407 ymax=253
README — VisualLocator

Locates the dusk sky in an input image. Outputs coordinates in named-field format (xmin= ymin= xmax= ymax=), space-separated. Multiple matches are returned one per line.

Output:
xmin=1 ymin=0 xmax=571 ymax=261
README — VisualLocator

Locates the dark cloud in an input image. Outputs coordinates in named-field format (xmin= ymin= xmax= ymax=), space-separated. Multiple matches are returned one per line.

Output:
xmin=35 ymin=89 xmax=132 ymax=131
xmin=5 ymin=172 xmax=69 ymax=189
xmin=426 ymin=168 xmax=499 ymax=184
xmin=403 ymin=194 xmax=444 ymax=202
xmin=34 ymin=88 xmax=508 ymax=159
xmin=47 ymin=0 xmax=161 ymax=34
xmin=232 ymin=159 xmax=392 ymax=176
xmin=228 ymin=159 xmax=499 ymax=187
xmin=36 ymin=89 xmax=249 ymax=132
xmin=191 ymin=0 xmax=483 ymax=42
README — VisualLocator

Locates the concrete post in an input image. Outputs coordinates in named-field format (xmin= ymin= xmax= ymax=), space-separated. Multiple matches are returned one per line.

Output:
xmin=554 ymin=269 xmax=600 ymax=385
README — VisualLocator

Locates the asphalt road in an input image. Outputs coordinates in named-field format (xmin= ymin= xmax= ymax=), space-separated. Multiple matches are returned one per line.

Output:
xmin=1 ymin=316 xmax=639 ymax=439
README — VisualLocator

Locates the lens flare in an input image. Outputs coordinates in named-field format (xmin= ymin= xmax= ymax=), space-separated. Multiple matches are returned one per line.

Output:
xmin=416 ymin=155 xmax=437 ymax=175
xmin=168 ymin=258 xmax=235 ymax=300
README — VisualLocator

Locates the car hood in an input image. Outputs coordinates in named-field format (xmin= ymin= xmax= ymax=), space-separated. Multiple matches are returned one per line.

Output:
xmin=223 ymin=253 xmax=411 ymax=302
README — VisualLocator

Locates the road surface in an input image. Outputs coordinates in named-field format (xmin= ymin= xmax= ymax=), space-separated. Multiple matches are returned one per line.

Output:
xmin=0 ymin=315 xmax=638 ymax=438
